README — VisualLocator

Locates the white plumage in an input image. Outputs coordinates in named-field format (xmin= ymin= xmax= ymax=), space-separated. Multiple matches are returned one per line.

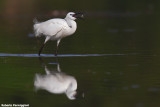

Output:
xmin=34 ymin=18 xmax=76 ymax=39
xmin=34 ymin=64 xmax=77 ymax=100
xmin=33 ymin=12 xmax=83 ymax=56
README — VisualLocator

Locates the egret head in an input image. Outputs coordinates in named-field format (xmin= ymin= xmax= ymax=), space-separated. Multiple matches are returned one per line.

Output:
xmin=66 ymin=12 xmax=84 ymax=20
xmin=66 ymin=90 xmax=77 ymax=100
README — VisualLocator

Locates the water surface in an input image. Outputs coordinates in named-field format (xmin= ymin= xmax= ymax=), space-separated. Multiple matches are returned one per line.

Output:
xmin=0 ymin=0 xmax=160 ymax=107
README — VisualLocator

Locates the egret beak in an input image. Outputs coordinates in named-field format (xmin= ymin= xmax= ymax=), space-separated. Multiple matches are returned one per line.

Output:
xmin=73 ymin=13 xmax=84 ymax=19
xmin=73 ymin=91 xmax=85 ymax=99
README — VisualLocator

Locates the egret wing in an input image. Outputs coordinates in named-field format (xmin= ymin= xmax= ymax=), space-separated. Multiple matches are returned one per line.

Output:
xmin=39 ymin=21 xmax=63 ymax=36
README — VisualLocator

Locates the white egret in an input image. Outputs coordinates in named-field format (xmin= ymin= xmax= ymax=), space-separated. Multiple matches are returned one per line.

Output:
xmin=34 ymin=64 xmax=78 ymax=100
xmin=33 ymin=12 xmax=83 ymax=56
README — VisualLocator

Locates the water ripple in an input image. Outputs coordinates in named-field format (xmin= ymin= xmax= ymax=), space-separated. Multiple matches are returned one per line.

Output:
xmin=0 ymin=53 xmax=127 ymax=57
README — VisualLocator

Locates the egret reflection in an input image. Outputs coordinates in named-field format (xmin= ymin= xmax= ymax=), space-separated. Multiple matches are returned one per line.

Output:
xmin=34 ymin=62 xmax=78 ymax=100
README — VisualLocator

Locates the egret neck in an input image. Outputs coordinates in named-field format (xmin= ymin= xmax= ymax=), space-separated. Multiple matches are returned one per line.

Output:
xmin=64 ymin=18 xmax=77 ymax=36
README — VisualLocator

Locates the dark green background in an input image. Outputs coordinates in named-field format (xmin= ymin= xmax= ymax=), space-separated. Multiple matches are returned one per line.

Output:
xmin=0 ymin=0 xmax=160 ymax=107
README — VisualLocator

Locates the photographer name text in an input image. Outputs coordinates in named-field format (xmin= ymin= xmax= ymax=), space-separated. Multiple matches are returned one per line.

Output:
xmin=1 ymin=104 xmax=29 ymax=107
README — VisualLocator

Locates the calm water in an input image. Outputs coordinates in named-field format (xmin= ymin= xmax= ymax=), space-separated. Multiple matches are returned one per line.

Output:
xmin=0 ymin=54 xmax=160 ymax=107
xmin=0 ymin=0 xmax=160 ymax=107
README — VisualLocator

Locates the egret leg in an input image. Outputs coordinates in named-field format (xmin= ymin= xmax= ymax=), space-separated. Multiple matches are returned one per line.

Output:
xmin=57 ymin=64 xmax=61 ymax=72
xmin=38 ymin=43 xmax=45 ymax=56
xmin=38 ymin=36 xmax=50 ymax=56
xmin=55 ymin=39 xmax=61 ymax=56
xmin=45 ymin=66 xmax=51 ymax=75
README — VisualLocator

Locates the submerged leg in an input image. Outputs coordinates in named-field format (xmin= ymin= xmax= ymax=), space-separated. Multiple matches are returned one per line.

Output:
xmin=55 ymin=39 xmax=61 ymax=56
xmin=38 ymin=36 xmax=50 ymax=56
